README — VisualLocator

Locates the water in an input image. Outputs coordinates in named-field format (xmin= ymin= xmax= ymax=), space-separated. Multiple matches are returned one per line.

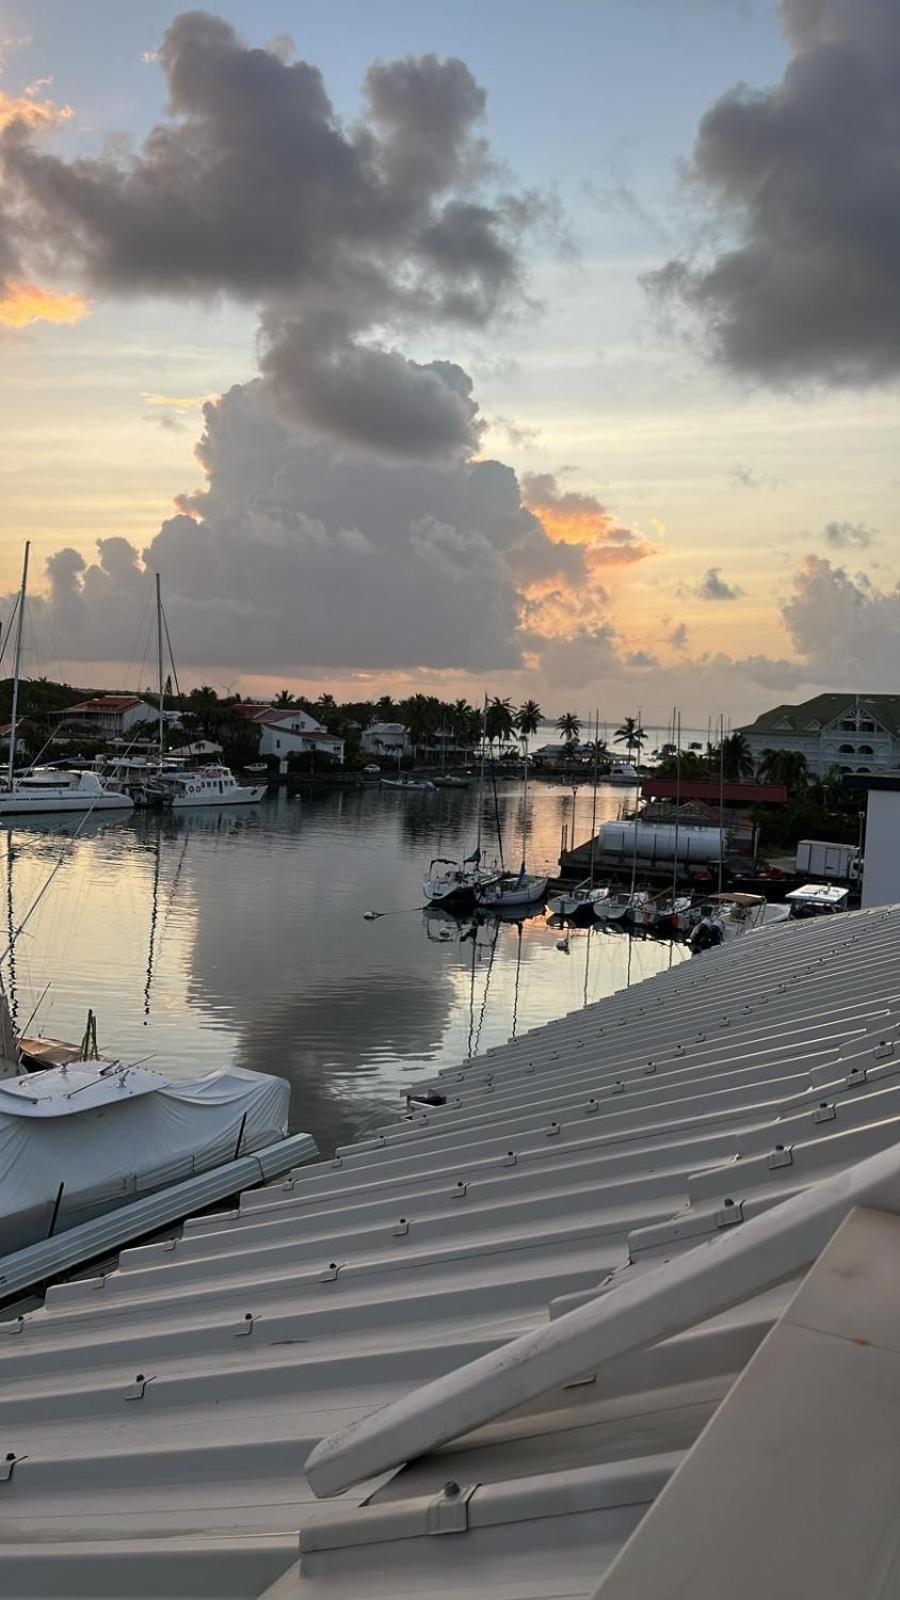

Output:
xmin=0 ymin=780 xmax=688 ymax=1155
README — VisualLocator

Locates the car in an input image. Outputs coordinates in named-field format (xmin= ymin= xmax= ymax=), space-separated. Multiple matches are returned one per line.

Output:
xmin=363 ymin=763 xmax=381 ymax=775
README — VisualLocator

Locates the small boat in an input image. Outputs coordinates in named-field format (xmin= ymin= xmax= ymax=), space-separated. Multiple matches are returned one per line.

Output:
xmin=594 ymin=891 xmax=632 ymax=923
xmin=688 ymin=892 xmax=791 ymax=951
xmin=0 ymin=768 xmax=134 ymax=816
xmin=0 ymin=1057 xmax=291 ymax=1256
xmin=146 ymin=764 xmax=265 ymax=808
xmin=607 ymin=761 xmax=640 ymax=784
xmin=654 ymin=895 xmax=702 ymax=938
xmin=423 ymin=857 xmax=499 ymax=910
xmin=786 ymin=883 xmax=850 ymax=918
xmin=479 ymin=869 xmax=549 ymax=910
xmin=624 ymin=891 xmax=658 ymax=931
xmin=243 ymin=762 xmax=269 ymax=776
xmin=432 ymin=775 xmax=471 ymax=789
xmin=382 ymin=777 xmax=436 ymax=791
xmin=547 ymin=881 xmax=608 ymax=924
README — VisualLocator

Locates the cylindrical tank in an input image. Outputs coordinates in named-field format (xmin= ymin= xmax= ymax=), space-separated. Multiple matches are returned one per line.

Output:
xmin=598 ymin=821 xmax=727 ymax=865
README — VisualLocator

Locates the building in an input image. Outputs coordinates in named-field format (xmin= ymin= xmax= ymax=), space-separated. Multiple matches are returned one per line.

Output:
xmin=55 ymin=694 xmax=158 ymax=741
xmin=0 ymin=721 xmax=28 ymax=759
xmin=360 ymin=721 xmax=409 ymax=757
xmin=739 ymin=692 xmax=900 ymax=777
xmin=641 ymin=777 xmax=788 ymax=807
xmin=256 ymin=708 xmax=344 ymax=771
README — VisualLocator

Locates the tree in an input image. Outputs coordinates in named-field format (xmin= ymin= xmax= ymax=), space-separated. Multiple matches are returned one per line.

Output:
xmin=515 ymin=699 xmax=542 ymax=748
xmin=485 ymin=696 xmax=515 ymax=753
xmin=274 ymin=689 xmax=295 ymax=707
xmin=614 ymin=715 xmax=646 ymax=761
xmin=758 ymin=748 xmax=809 ymax=792
xmin=718 ymin=731 xmax=754 ymax=782
xmin=556 ymin=711 xmax=581 ymax=752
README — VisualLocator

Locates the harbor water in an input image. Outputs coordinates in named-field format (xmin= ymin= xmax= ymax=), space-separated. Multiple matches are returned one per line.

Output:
xmin=1 ymin=780 xmax=688 ymax=1155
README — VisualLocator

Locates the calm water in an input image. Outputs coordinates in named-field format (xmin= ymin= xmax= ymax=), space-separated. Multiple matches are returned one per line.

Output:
xmin=0 ymin=781 xmax=688 ymax=1155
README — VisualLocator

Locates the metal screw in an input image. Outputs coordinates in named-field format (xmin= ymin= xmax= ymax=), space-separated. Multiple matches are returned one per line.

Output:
xmin=444 ymin=1480 xmax=460 ymax=1497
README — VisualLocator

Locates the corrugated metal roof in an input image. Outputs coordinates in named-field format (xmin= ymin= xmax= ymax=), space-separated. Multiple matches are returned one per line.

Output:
xmin=3 ymin=906 xmax=900 ymax=1597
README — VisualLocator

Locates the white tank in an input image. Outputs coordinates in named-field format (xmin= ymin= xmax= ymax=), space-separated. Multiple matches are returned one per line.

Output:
xmin=598 ymin=821 xmax=727 ymax=865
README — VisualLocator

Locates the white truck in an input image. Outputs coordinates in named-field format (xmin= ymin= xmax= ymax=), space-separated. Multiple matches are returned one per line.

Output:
xmin=795 ymin=839 xmax=861 ymax=881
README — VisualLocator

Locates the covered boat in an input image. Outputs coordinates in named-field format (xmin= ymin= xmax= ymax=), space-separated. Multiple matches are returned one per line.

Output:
xmin=0 ymin=1059 xmax=289 ymax=1254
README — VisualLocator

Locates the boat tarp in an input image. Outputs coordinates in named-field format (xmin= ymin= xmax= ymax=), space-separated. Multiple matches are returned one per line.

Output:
xmin=0 ymin=1064 xmax=289 ymax=1254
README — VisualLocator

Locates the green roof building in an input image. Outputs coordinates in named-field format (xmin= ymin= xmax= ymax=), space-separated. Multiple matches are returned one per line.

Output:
xmin=738 ymin=693 xmax=900 ymax=777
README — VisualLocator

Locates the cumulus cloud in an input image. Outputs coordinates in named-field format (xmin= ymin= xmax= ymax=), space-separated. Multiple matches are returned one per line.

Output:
xmin=14 ymin=379 xmax=641 ymax=677
xmin=520 ymin=472 xmax=653 ymax=568
xmin=730 ymin=462 xmax=786 ymax=491
xmin=697 ymin=565 xmax=743 ymax=601
xmin=667 ymin=621 xmax=689 ymax=650
xmin=648 ymin=0 xmax=900 ymax=384
xmin=823 ymin=519 xmax=874 ymax=550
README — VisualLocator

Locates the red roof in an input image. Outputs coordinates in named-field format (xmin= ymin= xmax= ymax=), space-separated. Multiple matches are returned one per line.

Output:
xmin=257 ymin=719 xmax=341 ymax=740
xmin=232 ymin=703 xmax=275 ymax=720
xmin=64 ymin=696 xmax=146 ymax=714
xmin=642 ymin=777 xmax=788 ymax=805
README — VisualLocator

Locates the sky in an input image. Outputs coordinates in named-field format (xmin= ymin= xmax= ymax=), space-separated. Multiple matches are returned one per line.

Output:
xmin=0 ymin=0 xmax=898 ymax=724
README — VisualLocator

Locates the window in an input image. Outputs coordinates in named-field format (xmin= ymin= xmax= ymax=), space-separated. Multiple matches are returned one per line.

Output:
xmin=838 ymin=743 xmax=855 ymax=754
xmin=858 ymin=744 xmax=874 ymax=755
xmin=859 ymin=720 xmax=876 ymax=733
xmin=856 ymin=766 xmax=870 ymax=774
xmin=276 ymin=738 xmax=281 ymax=749
xmin=840 ymin=720 xmax=856 ymax=732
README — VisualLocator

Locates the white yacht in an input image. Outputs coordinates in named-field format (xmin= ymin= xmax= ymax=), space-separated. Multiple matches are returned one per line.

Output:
xmin=423 ymin=856 xmax=499 ymax=911
xmin=147 ymin=763 xmax=265 ymax=808
xmin=547 ymin=881 xmax=608 ymax=923
xmin=0 ymin=768 xmax=133 ymax=815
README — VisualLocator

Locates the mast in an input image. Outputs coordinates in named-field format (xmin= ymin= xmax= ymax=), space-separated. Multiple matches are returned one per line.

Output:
xmin=588 ymin=707 xmax=599 ymax=888
xmin=475 ymin=693 xmax=488 ymax=862
xmin=7 ymin=541 xmax=30 ymax=789
xmin=717 ymin=711 xmax=725 ymax=894
xmin=672 ymin=708 xmax=682 ymax=902
xmin=155 ymin=572 xmax=165 ymax=766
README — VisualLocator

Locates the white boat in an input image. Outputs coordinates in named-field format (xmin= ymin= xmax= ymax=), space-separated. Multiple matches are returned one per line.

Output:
xmin=0 ymin=1057 xmax=290 ymax=1255
xmin=381 ymin=776 xmax=436 ymax=791
xmin=625 ymin=891 xmax=658 ymax=930
xmin=786 ymin=882 xmax=850 ymax=918
xmin=689 ymin=892 xmax=791 ymax=950
xmin=607 ymin=760 xmax=640 ymax=784
xmin=0 ymin=543 xmax=134 ymax=816
xmin=479 ymin=869 xmax=549 ymax=909
xmin=147 ymin=763 xmax=265 ymax=808
xmin=547 ymin=881 xmax=608 ymax=922
xmin=423 ymin=856 xmax=498 ymax=910
xmin=0 ymin=767 xmax=133 ymax=815
xmin=594 ymin=890 xmax=633 ymax=922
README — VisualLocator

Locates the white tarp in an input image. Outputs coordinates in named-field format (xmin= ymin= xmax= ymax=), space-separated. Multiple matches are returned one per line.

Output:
xmin=0 ymin=1062 xmax=289 ymax=1253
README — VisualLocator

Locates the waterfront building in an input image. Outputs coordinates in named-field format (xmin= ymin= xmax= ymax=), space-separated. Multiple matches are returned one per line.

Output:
xmin=54 ymin=694 xmax=159 ymax=741
xmin=256 ymin=707 xmax=345 ymax=769
xmin=739 ymin=692 xmax=900 ymax=777
xmin=360 ymin=721 xmax=409 ymax=757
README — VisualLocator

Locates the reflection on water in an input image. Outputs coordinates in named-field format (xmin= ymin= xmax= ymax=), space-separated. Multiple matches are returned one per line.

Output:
xmin=0 ymin=781 xmax=687 ymax=1154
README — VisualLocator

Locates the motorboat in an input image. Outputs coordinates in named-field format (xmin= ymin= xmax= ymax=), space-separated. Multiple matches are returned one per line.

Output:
xmin=654 ymin=895 xmax=703 ymax=939
xmin=0 ymin=768 xmax=134 ymax=815
xmin=382 ymin=777 xmax=436 ymax=791
xmin=478 ymin=869 xmax=549 ymax=910
xmin=547 ymin=881 xmax=608 ymax=924
xmin=146 ymin=764 xmax=265 ymax=808
xmin=689 ymin=892 xmax=791 ymax=951
xmin=423 ymin=857 xmax=499 ymax=911
xmin=624 ymin=891 xmax=658 ymax=931
xmin=0 ymin=1057 xmax=291 ymax=1255
xmin=607 ymin=760 xmax=640 ymax=784
xmin=432 ymin=775 xmax=470 ymax=789
xmin=786 ymin=883 xmax=850 ymax=918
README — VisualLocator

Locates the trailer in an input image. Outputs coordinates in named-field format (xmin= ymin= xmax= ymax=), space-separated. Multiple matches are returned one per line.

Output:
xmin=795 ymin=839 xmax=860 ymax=881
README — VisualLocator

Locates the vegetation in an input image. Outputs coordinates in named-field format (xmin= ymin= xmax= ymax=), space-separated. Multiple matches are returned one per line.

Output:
xmin=556 ymin=710 xmax=581 ymax=753
xmin=614 ymin=716 xmax=646 ymax=760
xmin=515 ymin=699 xmax=542 ymax=745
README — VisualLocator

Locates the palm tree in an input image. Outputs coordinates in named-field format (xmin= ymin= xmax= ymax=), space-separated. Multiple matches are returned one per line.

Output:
xmin=719 ymin=731 xmax=754 ymax=782
xmin=485 ymin=696 xmax=515 ymax=754
xmin=515 ymin=699 xmax=542 ymax=749
xmin=758 ymin=748 xmax=809 ymax=792
xmin=614 ymin=715 xmax=646 ymax=761
xmin=556 ymin=711 xmax=581 ymax=755
xmin=273 ymin=689 xmax=295 ymax=707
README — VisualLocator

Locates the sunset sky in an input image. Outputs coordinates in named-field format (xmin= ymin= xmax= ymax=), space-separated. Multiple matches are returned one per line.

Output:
xmin=0 ymin=0 xmax=897 ymax=723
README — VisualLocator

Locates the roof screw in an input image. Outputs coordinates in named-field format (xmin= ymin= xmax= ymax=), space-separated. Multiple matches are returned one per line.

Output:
xmin=775 ymin=1144 xmax=784 ymax=1152
xmin=5 ymin=1453 xmax=14 ymax=1462
xmin=723 ymin=1197 xmax=734 ymax=1207
xmin=135 ymin=1373 xmax=145 ymax=1382
xmin=444 ymin=1480 xmax=460 ymax=1498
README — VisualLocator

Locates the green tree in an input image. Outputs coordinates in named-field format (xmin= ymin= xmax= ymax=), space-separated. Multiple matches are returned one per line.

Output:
xmin=515 ymin=699 xmax=542 ymax=747
xmin=274 ymin=689 xmax=296 ymax=707
xmin=718 ymin=731 xmax=754 ymax=782
xmin=485 ymin=696 xmax=515 ymax=753
xmin=758 ymin=748 xmax=809 ymax=792
xmin=556 ymin=710 xmax=581 ymax=752
xmin=613 ymin=715 xmax=646 ymax=761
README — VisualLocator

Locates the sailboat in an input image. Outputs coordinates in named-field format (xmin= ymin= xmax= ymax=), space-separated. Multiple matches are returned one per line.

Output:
xmin=547 ymin=712 xmax=608 ymax=922
xmin=423 ymin=698 xmax=499 ymax=909
xmin=0 ymin=544 xmax=133 ymax=817
xmin=477 ymin=743 xmax=548 ymax=908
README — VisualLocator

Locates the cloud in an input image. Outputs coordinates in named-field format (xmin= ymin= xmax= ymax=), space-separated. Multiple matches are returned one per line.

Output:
xmin=15 ymin=378 xmax=628 ymax=677
xmin=0 ymin=85 xmax=71 ymax=131
xmin=730 ymin=462 xmax=787 ymax=491
xmin=697 ymin=565 xmax=743 ymax=601
xmin=143 ymin=392 xmax=210 ymax=411
xmin=520 ymin=471 xmax=653 ymax=568
xmin=647 ymin=0 xmax=900 ymax=384
xmin=0 ymin=278 xmax=88 ymax=326
xmin=823 ymin=519 xmax=874 ymax=550
xmin=667 ymin=621 xmax=689 ymax=650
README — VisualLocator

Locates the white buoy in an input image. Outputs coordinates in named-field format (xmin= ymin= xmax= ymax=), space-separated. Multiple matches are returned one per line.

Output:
xmin=363 ymin=911 xmax=379 ymax=921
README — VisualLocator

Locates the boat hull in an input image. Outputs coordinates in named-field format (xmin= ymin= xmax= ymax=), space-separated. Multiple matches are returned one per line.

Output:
xmin=0 ymin=792 xmax=133 ymax=814
xmin=168 ymin=785 xmax=265 ymax=808
xmin=478 ymin=874 xmax=549 ymax=909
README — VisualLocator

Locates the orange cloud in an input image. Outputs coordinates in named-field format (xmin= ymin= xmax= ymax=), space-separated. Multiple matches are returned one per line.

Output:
xmin=522 ymin=470 xmax=653 ymax=566
xmin=0 ymin=86 xmax=72 ymax=131
xmin=143 ymin=392 xmax=211 ymax=410
xmin=0 ymin=280 xmax=89 ymax=328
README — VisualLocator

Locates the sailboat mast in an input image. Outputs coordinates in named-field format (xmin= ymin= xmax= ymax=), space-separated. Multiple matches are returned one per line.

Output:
xmin=588 ymin=707 xmax=599 ymax=888
xmin=155 ymin=573 xmax=164 ymax=766
xmin=7 ymin=542 xmax=30 ymax=789
xmin=475 ymin=693 xmax=488 ymax=860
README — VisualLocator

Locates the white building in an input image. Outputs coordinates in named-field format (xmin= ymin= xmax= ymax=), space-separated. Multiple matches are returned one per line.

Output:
xmin=360 ymin=721 xmax=409 ymax=757
xmin=256 ymin=708 xmax=344 ymax=772
xmin=56 ymin=695 xmax=158 ymax=741
xmin=739 ymin=692 xmax=900 ymax=778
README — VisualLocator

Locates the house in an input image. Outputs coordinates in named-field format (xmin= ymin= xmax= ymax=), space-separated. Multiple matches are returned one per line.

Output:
xmin=0 ymin=721 xmax=28 ymax=759
xmin=739 ymin=693 xmax=900 ymax=778
xmin=256 ymin=708 xmax=344 ymax=771
xmin=55 ymin=695 xmax=158 ymax=741
xmin=360 ymin=722 xmax=409 ymax=757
